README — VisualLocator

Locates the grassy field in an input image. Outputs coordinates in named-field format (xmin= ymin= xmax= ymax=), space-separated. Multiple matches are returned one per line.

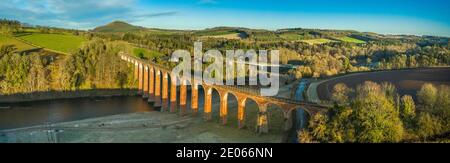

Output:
xmin=301 ymin=38 xmax=336 ymax=45
xmin=336 ymin=36 xmax=366 ymax=44
xmin=145 ymin=29 xmax=182 ymax=35
xmin=195 ymin=29 xmax=237 ymax=36
xmin=279 ymin=33 xmax=305 ymax=41
xmin=18 ymin=33 xmax=86 ymax=53
xmin=249 ymin=32 xmax=280 ymax=41
xmin=0 ymin=35 xmax=36 ymax=51
xmin=133 ymin=47 xmax=164 ymax=59
xmin=201 ymin=33 xmax=242 ymax=40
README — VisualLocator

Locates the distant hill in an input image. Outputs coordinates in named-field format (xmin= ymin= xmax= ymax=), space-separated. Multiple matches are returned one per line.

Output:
xmin=92 ymin=21 xmax=145 ymax=33
xmin=194 ymin=26 xmax=250 ymax=39
xmin=89 ymin=21 xmax=449 ymax=42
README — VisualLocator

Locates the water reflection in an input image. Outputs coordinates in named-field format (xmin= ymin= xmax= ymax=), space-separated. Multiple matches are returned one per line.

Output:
xmin=0 ymin=96 xmax=155 ymax=130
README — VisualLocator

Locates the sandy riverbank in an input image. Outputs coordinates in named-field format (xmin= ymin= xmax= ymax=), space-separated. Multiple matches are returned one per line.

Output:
xmin=0 ymin=84 xmax=295 ymax=143
xmin=0 ymin=109 xmax=286 ymax=143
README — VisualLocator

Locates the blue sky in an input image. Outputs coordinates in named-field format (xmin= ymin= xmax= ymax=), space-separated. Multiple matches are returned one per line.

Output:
xmin=1 ymin=0 xmax=449 ymax=36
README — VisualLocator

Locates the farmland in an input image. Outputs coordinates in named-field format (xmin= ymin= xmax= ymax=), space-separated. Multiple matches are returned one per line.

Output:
xmin=279 ymin=33 xmax=306 ymax=41
xmin=301 ymin=38 xmax=336 ymax=45
xmin=200 ymin=33 xmax=243 ymax=39
xmin=195 ymin=29 xmax=238 ymax=36
xmin=335 ymin=36 xmax=366 ymax=44
xmin=315 ymin=67 xmax=450 ymax=101
xmin=0 ymin=35 xmax=36 ymax=51
xmin=18 ymin=33 xmax=87 ymax=54
xmin=133 ymin=47 xmax=164 ymax=59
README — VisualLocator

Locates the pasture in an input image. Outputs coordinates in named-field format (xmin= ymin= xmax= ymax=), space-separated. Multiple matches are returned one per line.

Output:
xmin=279 ymin=33 xmax=305 ymax=41
xmin=18 ymin=33 xmax=86 ymax=54
xmin=0 ymin=35 xmax=36 ymax=52
xmin=335 ymin=36 xmax=366 ymax=44
xmin=301 ymin=38 xmax=336 ymax=45
xmin=133 ymin=47 xmax=163 ymax=59
xmin=201 ymin=33 xmax=242 ymax=40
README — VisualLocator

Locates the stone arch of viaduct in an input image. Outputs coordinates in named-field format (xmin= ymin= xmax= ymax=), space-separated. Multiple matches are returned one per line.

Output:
xmin=121 ymin=53 xmax=327 ymax=134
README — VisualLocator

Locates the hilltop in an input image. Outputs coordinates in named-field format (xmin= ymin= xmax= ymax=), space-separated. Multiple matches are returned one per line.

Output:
xmin=92 ymin=21 xmax=146 ymax=33
xmin=89 ymin=21 xmax=449 ymax=45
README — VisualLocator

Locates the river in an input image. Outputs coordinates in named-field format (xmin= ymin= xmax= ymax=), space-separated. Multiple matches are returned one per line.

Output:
xmin=0 ymin=86 xmax=214 ymax=131
xmin=290 ymin=79 xmax=309 ymax=143
xmin=0 ymin=96 xmax=155 ymax=130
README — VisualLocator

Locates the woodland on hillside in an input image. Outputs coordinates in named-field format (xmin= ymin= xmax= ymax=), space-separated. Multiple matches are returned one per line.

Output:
xmin=298 ymin=82 xmax=450 ymax=143
xmin=2 ymin=19 xmax=449 ymax=94
xmin=0 ymin=19 xmax=449 ymax=142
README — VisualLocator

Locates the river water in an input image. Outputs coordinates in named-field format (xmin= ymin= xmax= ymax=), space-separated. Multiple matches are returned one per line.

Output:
xmin=291 ymin=80 xmax=309 ymax=143
xmin=1 ymin=81 xmax=311 ymax=143
xmin=0 ymin=87 xmax=213 ymax=130
xmin=0 ymin=96 xmax=155 ymax=130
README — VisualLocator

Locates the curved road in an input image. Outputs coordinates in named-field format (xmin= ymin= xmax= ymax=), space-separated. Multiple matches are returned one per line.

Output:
xmin=306 ymin=80 xmax=323 ymax=104
xmin=306 ymin=67 xmax=450 ymax=103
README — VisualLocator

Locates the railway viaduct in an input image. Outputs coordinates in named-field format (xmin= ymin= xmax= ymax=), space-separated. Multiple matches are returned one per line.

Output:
xmin=120 ymin=52 xmax=327 ymax=134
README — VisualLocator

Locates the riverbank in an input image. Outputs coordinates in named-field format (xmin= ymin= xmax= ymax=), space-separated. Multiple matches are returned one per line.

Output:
xmin=0 ymin=89 xmax=138 ymax=103
xmin=0 ymin=82 xmax=295 ymax=143
xmin=0 ymin=110 xmax=285 ymax=143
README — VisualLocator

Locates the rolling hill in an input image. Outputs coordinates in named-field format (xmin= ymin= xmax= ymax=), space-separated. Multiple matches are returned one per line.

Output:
xmin=92 ymin=21 xmax=146 ymax=33
xmin=90 ymin=21 xmax=449 ymax=44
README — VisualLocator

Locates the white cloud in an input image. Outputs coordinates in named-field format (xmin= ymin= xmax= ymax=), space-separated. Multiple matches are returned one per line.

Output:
xmin=0 ymin=0 xmax=174 ymax=29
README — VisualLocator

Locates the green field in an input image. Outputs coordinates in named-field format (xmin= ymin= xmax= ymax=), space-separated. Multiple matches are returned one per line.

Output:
xmin=18 ymin=33 xmax=86 ymax=53
xmin=201 ymin=33 xmax=242 ymax=39
xmin=301 ymin=38 xmax=336 ymax=45
xmin=145 ymin=29 xmax=181 ymax=35
xmin=336 ymin=36 xmax=366 ymax=44
xmin=133 ymin=47 xmax=163 ymax=59
xmin=250 ymin=32 xmax=280 ymax=41
xmin=0 ymin=35 xmax=36 ymax=51
xmin=195 ymin=30 xmax=237 ymax=36
xmin=279 ymin=33 xmax=305 ymax=41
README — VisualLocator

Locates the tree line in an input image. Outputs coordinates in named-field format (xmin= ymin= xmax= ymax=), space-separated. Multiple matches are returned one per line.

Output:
xmin=0 ymin=19 xmax=22 ymax=35
xmin=92 ymin=30 xmax=450 ymax=81
xmin=0 ymin=39 xmax=136 ymax=95
xmin=298 ymin=82 xmax=450 ymax=143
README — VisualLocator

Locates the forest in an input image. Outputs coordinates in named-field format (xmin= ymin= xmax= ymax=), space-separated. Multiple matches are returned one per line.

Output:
xmin=1 ymin=18 xmax=449 ymax=93
xmin=94 ymin=26 xmax=450 ymax=80
xmin=0 ymin=38 xmax=135 ymax=94
xmin=298 ymin=82 xmax=450 ymax=143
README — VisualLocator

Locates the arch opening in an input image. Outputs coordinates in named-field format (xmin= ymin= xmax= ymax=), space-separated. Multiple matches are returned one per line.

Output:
xmin=266 ymin=103 xmax=286 ymax=135
xmin=210 ymin=87 xmax=221 ymax=122
xmin=180 ymin=79 xmax=192 ymax=115
xmin=293 ymin=107 xmax=311 ymax=130
xmin=153 ymin=69 xmax=163 ymax=109
xmin=196 ymin=84 xmax=206 ymax=113
xmin=168 ymin=73 xmax=179 ymax=113
xmin=289 ymin=107 xmax=312 ymax=143
xmin=221 ymin=92 xmax=238 ymax=126
xmin=243 ymin=98 xmax=259 ymax=131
